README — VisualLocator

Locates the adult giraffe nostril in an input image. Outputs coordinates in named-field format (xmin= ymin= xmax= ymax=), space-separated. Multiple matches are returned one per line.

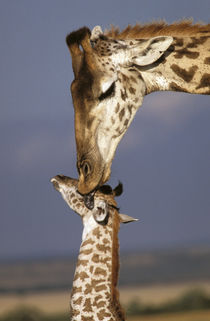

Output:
xmin=82 ymin=161 xmax=91 ymax=177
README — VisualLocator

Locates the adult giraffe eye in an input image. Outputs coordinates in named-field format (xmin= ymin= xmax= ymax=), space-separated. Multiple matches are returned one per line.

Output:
xmin=98 ymin=82 xmax=115 ymax=101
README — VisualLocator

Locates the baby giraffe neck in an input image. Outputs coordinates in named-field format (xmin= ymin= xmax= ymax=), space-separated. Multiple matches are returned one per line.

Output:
xmin=70 ymin=209 xmax=124 ymax=321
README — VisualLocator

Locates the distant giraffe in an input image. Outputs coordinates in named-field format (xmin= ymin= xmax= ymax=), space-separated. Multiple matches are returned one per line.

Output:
xmin=51 ymin=175 xmax=137 ymax=320
xmin=66 ymin=21 xmax=210 ymax=195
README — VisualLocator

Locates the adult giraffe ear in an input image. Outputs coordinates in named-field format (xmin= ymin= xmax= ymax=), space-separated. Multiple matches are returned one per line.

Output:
xmin=119 ymin=213 xmax=138 ymax=224
xmin=92 ymin=200 xmax=109 ymax=223
xmin=126 ymin=36 xmax=173 ymax=66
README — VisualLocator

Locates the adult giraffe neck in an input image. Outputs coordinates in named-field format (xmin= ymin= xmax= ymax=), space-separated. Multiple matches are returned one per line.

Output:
xmin=138 ymin=35 xmax=210 ymax=95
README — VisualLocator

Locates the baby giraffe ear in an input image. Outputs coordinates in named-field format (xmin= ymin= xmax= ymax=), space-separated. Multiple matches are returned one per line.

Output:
xmin=93 ymin=200 xmax=109 ymax=223
xmin=128 ymin=36 xmax=173 ymax=66
xmin=119 ymin=213 xmax=138 ymax=224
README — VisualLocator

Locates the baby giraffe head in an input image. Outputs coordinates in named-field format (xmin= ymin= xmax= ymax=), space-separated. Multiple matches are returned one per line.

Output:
xmin=51 ymin=174 xmax=137 ymax=240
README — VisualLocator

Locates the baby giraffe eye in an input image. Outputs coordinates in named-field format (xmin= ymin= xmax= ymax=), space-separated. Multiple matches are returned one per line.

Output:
xmin=98 ymin=82 xmax=115 ymax=101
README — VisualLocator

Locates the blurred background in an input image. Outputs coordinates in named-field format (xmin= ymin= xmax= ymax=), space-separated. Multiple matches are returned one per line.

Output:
xmin=0 ymin=0 xmax=210 ymax=320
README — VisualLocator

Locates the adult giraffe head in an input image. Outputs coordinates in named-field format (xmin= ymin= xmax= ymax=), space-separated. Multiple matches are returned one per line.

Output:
xmin=66 ymin=22 xmax=210 ymax=194
xmin=66 ymin=26 xmax=173 ymax=194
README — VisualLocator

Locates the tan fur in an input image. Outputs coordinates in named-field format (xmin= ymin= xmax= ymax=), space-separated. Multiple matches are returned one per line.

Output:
xmin=111 ymin=208 xmax=125 ymax=320
xmin=105 ymin=20 xmax=210 ymax=39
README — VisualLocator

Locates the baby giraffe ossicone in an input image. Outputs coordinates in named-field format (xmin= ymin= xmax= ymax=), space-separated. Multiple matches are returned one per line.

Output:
xmin=51 ymin=175 xmax=137 ymax=321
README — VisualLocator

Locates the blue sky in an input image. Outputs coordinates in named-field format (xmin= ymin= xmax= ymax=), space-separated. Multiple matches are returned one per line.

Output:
xmin=0 ymin=0 xmax=210 ymax=259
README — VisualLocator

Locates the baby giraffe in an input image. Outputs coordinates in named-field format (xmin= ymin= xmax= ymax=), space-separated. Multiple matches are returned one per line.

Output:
xmin=51 ymin=175 xmax=137 ymax=321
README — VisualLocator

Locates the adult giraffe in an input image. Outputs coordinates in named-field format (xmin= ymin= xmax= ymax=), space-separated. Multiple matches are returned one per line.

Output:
xmin=66 ymin=21 xmax=210 ymax=197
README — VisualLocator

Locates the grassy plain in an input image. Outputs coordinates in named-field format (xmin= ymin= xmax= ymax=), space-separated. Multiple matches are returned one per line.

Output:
xmin=128 ymin=310 xmax=210 ymax=321
xmin=1 ymin=281 xmax=210 ymax=315
xmin=1 ymin=246 xmax=210 ymax=319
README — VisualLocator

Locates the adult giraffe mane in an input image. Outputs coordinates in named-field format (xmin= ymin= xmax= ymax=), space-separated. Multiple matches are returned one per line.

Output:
xmin=66 ymin=21 xmax=210 ymax=50
xmin=105 ymin=20 xmax=210 ymax=38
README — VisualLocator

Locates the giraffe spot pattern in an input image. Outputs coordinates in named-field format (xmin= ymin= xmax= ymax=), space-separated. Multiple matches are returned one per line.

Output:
xmin=92 ymin=226 xmax=102 ymax=238
xmin=120 ymin=89 xmax=127 ymax=101
xmin=111 ymin=117 xmax=115 ymax=125
xmin=128 ymin=104 xmax=133 ymax=115
xmin=91 ymin=278 xmax=106 ymax=288
xmin=174 ymin=49 xmax=199 ymax=59
xmin=95 ymin=300 xmax=106 ymax=308
xmin=74 ymin=271 xmax=89 ymax=281
xmin=83 ymin=298 xmax=93 ymax=312
xmin=204 ymin=57 xmax=210 ymax=65
xmin=196 ymin=73 xmax=210 ymax=92
xmin=188 ymin=36 xmax=208 ymax=47
xmin=73 ymin=296 xmax=83 ymax=305
xmin=124 ymin=119 xmax=129 ymax=127
xmin=103 ymin=237 xmax=109 ymax=244
xmin=100 ymin=256 xmax=111 ymax=265
xmin=95 ymin=267 xmax=107 ymax=277
xmin=77 ymin=259 xmax=89 ymax=266
xmin=94 ymin=294 xmax=103 ymax=302
xmin=171 ymin=64 xmax=198 ymax=82
xmin=80 ymin=248 xmax=93 ymax=255
xmin=169 ymin=82 xmax=188 ymax=92
xmin=76 ymin=203 xmax=81 ymax=210
xmin=122 ymin=73 xmax=129 ymax=82
xmin=97 ymin=309 xmax=112 ymax=320
xmin=173 ymin=37 xmax=184 ymax=47
xmin=95 ymin=283 xmax=107 ymax=292
xmin=173 ymin=37 xmax=208 ymax=60
xmin=82 ymin=238 xmax=94 ymax=247
xmin=119 ymin=108 xmax=125 ymax=121
xmin=92 ymin=253 xmax=100 ymax=263
xmin=130 ymin=75 xmax=138 ymax=83
xmin=71 ymin=286 xmax=82 ymax=294
xmin=73 ymin=309 xmax=80 ymax=317
xmin=96 ymin=243 xmax=111 ymax=253
xmin=115 ymin=103 xmax=120 ymax=113
xmin=129 ymin=67 xmax=138 ymax=72
xmin=129 ymin=86 xmax=136 ymax=94
xmin=84 ymin=283 xmax=92 ymax=295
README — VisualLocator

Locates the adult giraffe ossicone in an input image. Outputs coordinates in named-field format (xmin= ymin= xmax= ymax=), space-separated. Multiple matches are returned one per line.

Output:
xmin=66 ymin=21 xmax=210 ymax=195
